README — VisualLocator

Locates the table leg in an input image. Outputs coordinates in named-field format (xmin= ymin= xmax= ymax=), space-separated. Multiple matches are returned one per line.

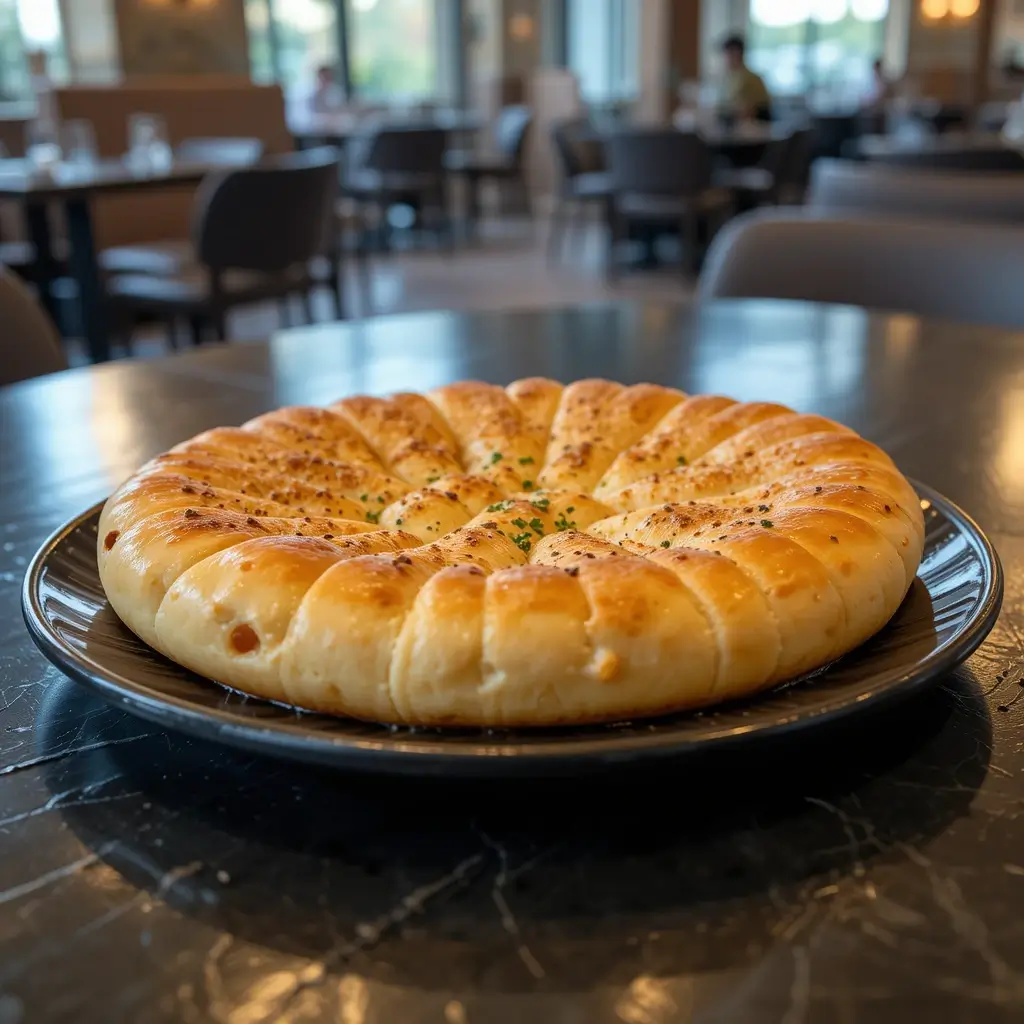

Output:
xmin=24 ymin=201 xmax=62 ymax=329
xmin=64 ymin=197 xmax=111 ymax=363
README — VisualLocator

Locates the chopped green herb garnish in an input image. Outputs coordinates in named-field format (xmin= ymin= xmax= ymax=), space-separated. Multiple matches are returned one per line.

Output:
xmin=760 ymin=519 xmax=774 ymax=529
xmin=518 ymin=455 xmax=534 ymax=465
xmin=677 ymin=455 xmax=687 ymax=466
xmin=531 ymin=497 xmax=551 ymax=511
xmin=566 ymin=506 xmax=575 ymax=514
xmin=396 ymin=518 xmax=404 ymax=526
xmin=511 ymin=532 xmax=533 ymax=553
xmin=490 ymin=452 xmax=504 ymax=464
xmin=377 ymin=495 xmax=385 ymax=504
xmin=661 ymin=540 xmax=671 ymax=548
xmin=511 ymin=517 xmax=529 ymax=530
xmin=487 ymin=500 xmax=513 ymax=513
xmin=758 ymin=504 xmax=770 ymax=512
xmin=522 ymin=480 xmax=534 ymax=490
xmin=528 ymin=517 xmax=545 ymax=536
xmin=366 ymin=510 xmax=381 ymax=525
xmin=426 ymin=476 xmax=440 ymax=484
xmin=359 ymin=493 xmax=368 ymax=502
xmin=554 ymin=515 xmax=577 ymax=532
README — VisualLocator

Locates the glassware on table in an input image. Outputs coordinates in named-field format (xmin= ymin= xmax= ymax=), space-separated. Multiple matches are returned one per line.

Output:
xmin=61 ymin=119 xmax=98 ymax=169
xmin=25 ymin=118 xmax=62 ymax=174
xmin=126 ymin=113 xmax=173 ymax=173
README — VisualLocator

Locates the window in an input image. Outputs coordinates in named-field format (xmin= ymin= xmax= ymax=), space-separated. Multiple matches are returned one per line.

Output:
xmin=567 ymin=0 xmax=640 ymax=104
xmin=747 ymin=0 xmax=889 ymax=104
xmin=0 ymin=0 xmax=68 ymax=101
xmin=244 ymin=0 xmax=340 ymax=102
xmin=348 ymin=0 xmax=437 ymax=100
xmin=245 ymin=0 xmax=449 ymax=104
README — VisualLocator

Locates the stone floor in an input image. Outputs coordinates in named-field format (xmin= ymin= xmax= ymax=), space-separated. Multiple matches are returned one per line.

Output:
xmin=65 ymin=217 xmax=697 ymax=366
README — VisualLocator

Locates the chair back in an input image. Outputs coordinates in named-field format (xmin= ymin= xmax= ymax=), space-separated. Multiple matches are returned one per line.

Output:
xmin=0 ymin=267 xmax=66 ymax=386
xmin=493 ymin=105 xmax=532 ymax=164
xmin=809 ymin=158 xmax=1024 ymax=223
xmin=606 ymin=130 xmax=713 ymax=196
xmin=700 ymin=209 xmax=1024 ymax=329
xmin=551 ymin=118 xmax=605 ymax=180
xmin=174 ymin=136 xmax=264 ymax=166
xmin=193 ymin=148 xmax=340 ymax=273
xmin=869 ymin=145 xmax=1024 ymax=172
xmin=364 ymin=125 xmax=447 ymax=176
xmin=773 ymin=127 xmax=816 ymax=200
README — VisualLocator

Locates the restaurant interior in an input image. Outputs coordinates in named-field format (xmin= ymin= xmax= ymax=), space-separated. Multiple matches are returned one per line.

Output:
xmin=7 ymin=1 xmax=1024 ymax=1022
xmin=2 ymin=0 xmax=1024 ymax=370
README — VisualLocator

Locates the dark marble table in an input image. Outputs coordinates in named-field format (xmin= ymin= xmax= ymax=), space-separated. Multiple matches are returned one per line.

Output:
xmin=1 ymin=300 xmax=1023 ymax=1023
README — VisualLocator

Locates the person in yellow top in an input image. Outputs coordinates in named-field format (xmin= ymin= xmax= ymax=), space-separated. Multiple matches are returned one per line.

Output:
xmin=720 ymin=34 xmax=772 ymax=123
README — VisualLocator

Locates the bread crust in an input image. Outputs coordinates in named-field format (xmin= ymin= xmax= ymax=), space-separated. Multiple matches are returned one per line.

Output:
xmin=98 ymin=379 xmax=925 ymax=726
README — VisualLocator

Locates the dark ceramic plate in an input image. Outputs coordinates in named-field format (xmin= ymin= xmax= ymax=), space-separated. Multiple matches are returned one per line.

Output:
xmin=23 ymin=483 xmax=1002 ymax=776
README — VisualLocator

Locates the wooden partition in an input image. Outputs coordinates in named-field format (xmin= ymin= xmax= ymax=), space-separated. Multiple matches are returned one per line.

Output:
xmin=51 ymin=81 xmax=291 ymax=248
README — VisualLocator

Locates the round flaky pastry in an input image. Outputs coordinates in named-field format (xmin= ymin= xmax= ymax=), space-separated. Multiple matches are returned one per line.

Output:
xmin=97 ymin=379 xmax=924 ymax=727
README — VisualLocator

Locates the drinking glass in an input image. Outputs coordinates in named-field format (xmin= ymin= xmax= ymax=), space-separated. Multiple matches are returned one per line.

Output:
xmin=61 ymin=119 xmax=97 ymax=169
xmin=25 ymin=118 xmax=62 ymax=174
xmin=126 ymin=113 xmax=172 ymax=172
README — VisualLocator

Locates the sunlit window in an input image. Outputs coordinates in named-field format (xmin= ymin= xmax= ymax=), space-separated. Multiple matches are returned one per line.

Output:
xmin=348 ymin=0 xmax=437 ymax=100
xmin=567 ymin=0 xmax=640 ymax=104
xmin=0 ymin=0 xmax=67 ymax=100
xmin=747 ymin=0 xmax=889 ymax=103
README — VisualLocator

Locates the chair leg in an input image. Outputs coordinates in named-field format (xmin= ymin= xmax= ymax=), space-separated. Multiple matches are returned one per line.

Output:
xmin=328 ymin=254 xmax=345 ymax=319
xmin=210 ymin=309 xmax=227 ymax=341
xmin=164 ymin=317 xmax=180 ymax=350
xmin=187 ymin=313 xmax=206 ymax=346
xmin=547 ymin=197 xmax=568 ymax=265
xmin=605 ymin=205 xmax=624 ymax=282
xmin=684 ymin=211 xmax=702 ymax=277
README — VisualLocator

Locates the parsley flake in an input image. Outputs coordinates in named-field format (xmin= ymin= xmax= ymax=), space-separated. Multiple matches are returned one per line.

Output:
xmin=518 ymin=456 xmax=535 ymax=465
xmin=758 ymin=504 xmax=770 ymax=512
xmin=554 ymin=515 xmax=576 ymax=532
xmin=528 ymin=517 xmax=545 ymax=536
xmin=366 ymin=510 xmax=381 ymax=525
xmin=677 ymin=455 xmax=687 ymax=466
xmin=661 ymin=540 xmax=671 ymax=548
xmin=760 ymin=519 xmax=774 ymax=529
xmin=396 ymin=518 xmax=404 ymax=526
xmin=490 ymin=452 xmax=504 ymax=464
xmin=521 ymin=480 xmax=534 ymax=490
xmin=487 ymin=500 xmax=513 ymax=513
xmin=511 ymin=532 xmax=533 ymax=553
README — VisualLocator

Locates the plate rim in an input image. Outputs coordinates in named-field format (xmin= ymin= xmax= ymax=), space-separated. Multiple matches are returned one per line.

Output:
xmin=21 ymin=481 xmax=1004 ymax=773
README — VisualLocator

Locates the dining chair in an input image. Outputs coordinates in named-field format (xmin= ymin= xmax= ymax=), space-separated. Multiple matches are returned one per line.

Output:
xmin=99 ymin=136 xmax=265 ymax=278
xmin=699 ymin=208 xmax=1024 ymax=329
xmin=713 ymin=127 xmax=816 ymax=207
xmin=547 ymin=118 xmax=612 ymax=264
xmin=604 ymin=129 xmax=732 ymax=278
xmin=105 ymin=148 xmax=341 ymax=346
xmin=344 ymin=124 xmax=452 ymax=252
xmin=0 ymin=265 xmax=67 ymax=385
xmin=445 ymin=105 xmax=533 ymax=235
xmin=808 ymin=158 xmax=1024 ymax=223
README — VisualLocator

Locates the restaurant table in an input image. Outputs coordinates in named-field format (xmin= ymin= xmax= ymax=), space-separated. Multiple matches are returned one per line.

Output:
xmin=2 ymin=299 xmax=1024 ymax=1022
xmin=0 ymin=158 xmax=251 ymax=365
xmin=289 ymin=108 xmax=485 ymax=149
xmin=854 ymin=131 xmax=1016 ymax=161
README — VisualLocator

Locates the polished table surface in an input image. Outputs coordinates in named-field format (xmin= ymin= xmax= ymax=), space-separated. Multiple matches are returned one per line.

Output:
xmin=2 ymin=299 xmax=1024 ymax=1022
xmin=0 ymin=157 xmax=230 ymax=198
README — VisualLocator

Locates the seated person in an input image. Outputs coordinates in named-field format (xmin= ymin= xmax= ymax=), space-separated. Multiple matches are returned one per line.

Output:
xmin=310 ymin=64 xmax=343 ymax=114
xmin=720 ymin=34 xmax=772 ymax=123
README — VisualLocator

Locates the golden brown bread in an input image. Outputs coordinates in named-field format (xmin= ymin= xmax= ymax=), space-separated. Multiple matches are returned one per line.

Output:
xmin=98 ymin=378 xmax=925 ymax=727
